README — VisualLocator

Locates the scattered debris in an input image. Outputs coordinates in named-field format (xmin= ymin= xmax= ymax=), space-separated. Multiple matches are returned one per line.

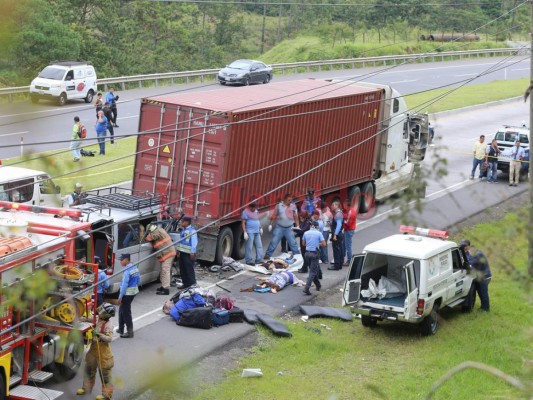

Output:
xmin=300 ymin=316 xmax=309 ymax=323
xmin=320 ymin=323 xmax=332 ymax=331
xmin=299 ymin=305 xmax=353 ymax=321
xmin=242 ymin=368 xmax=263 ymax=378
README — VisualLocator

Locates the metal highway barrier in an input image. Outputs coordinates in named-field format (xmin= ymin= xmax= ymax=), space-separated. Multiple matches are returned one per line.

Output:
xmin=0 ymin=48 xmax=527 ymax=102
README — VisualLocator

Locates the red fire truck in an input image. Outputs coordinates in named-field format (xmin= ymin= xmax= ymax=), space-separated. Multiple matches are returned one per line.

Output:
xmin=0 ymin=201 xmax=97 ymax=399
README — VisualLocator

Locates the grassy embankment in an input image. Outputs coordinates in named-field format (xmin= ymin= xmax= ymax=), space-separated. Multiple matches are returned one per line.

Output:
xmin=145 ymin=206 xmax=531 ymax=400
xmin=4 ymin=78 xmax=528 ymax=195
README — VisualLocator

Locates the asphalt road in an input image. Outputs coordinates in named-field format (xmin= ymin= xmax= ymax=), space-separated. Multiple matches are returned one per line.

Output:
xmin=0 ymin=57 xmax=529 ymax=159
xmin=44 ymin=98 xmax=529 ymax=399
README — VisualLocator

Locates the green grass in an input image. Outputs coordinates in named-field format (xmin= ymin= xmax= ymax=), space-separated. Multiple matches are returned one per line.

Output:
xmin=405 ymin=78 xmax=528 ymax=114
xmin=4 ymin=137 xmax=136 ymax=195
xmin=186 ymin=208 xmax=531 ymax=400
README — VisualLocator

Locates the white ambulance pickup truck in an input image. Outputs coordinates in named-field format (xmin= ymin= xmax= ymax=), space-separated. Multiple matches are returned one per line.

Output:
xmin=342 ymin=226 xmax=476 ymax=336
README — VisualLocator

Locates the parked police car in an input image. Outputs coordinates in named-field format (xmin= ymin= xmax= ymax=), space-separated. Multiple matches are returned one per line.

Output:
xmin=342 ymin=226 xmax=475 ymax=336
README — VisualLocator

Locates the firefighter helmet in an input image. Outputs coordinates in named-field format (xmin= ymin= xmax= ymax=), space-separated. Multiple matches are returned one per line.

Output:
xmin=97 ymin=303 xmax=115 ymax=319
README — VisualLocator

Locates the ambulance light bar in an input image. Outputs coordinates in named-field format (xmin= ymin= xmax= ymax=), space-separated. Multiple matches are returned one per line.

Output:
xmin=0 ymin=201 xmax=82 ymax=219
xmin=399 ymin=225 xmax=448 ymax=239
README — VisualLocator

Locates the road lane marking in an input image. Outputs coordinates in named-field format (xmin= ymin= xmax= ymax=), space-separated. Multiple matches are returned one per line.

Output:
xmin=0 ymin=131 xmax=28 ymax=137
xmin=390 ymin=79 xmax=418 ymax=84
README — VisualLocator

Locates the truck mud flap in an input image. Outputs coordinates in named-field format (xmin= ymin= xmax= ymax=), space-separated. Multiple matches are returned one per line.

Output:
xmin=196 ymin=232 xmax=218 ymax=262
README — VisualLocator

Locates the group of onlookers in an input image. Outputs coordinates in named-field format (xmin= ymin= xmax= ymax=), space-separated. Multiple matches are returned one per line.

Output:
xmin=70 ymin=87 xmax=120 ymax=161
xmin=241 ymin=188 xmax=359 ymax=294
xmin=470 ymin=134 xmax=526 ymax=186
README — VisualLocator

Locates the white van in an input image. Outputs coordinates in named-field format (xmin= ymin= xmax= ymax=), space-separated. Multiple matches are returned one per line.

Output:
xmin=29 ymin=61 xmax=97 ymax=106
xmin=0 ymin=166 xmax=61 ymax=206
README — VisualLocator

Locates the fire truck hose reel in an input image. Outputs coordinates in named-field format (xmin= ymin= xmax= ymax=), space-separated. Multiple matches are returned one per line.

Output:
xmin=53 ymin=265 xmax=83 ymax=280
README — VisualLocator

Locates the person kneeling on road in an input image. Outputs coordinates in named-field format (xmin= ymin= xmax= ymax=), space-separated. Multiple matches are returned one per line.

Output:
xmin=302 ymin=221 xmax=327 ymax=295
xmin=77 ymin=303 xmax=116 ymax=400
xmin=145 ymin=224 xmax=177 ymax=295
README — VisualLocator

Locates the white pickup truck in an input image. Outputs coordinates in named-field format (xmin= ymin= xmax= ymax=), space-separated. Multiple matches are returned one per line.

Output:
xmin=342 ymin=226 xmax=476 ymax=336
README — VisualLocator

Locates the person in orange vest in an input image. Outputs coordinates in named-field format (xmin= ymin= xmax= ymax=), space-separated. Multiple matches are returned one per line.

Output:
xmin=145 ymin=224 xmax=177 ymax=295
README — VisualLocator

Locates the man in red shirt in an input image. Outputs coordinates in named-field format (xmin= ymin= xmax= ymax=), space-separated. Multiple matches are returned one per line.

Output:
xmin=343 ymin=199 xmax=357 ymax=266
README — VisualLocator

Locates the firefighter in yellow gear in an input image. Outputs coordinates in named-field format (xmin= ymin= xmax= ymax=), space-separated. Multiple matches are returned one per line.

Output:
xmin=77 ymin=303 xmax=115 ymax=399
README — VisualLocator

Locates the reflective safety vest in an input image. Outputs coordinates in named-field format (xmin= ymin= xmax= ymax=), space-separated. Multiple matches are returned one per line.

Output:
xmin=176 ymin=225 xmax=197 ymax=254
xmin=146 ymin=227 xmax=176 ymax=262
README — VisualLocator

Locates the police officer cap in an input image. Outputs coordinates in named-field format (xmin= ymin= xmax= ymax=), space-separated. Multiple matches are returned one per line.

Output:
xmin=75 ymin=182 xmax=83 ymax=188
xmin=182 ymin=216 xmax=192 ymax=223
xmin=119 ymin=253 xmax=130 ymax=261
xmin=311 ymin=220 xmax=319 ymax=228
xmin=459 ymin=239 xmax=470 ymax=248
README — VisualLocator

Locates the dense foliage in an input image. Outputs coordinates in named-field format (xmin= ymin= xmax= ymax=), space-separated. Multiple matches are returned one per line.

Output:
xmin=0 ymin=0 xmax=529 ymax=85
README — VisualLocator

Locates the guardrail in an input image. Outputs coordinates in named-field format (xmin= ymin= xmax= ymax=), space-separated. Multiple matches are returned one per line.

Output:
xmin=0 ymin=48 xmax=527 ymax=102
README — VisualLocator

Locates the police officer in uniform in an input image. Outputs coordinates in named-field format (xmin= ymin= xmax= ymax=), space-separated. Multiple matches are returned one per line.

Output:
xmin=145 ymin=224 xmax=177 ymax=295
xmin=117 ymin=254 xmax=139 ymax=338
xmin=176 ymin=216 xmax=198 ymax=289
xmin=302 ymin=221 xmax=326 ymax=295
xmin=328 ymin=200 xmax=344 ymax=270
xmin=77 ymin=303 xmax=115 ymax=399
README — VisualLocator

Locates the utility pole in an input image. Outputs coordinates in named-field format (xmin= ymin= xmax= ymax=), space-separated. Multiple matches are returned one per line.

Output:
xmin=261 ymin=3 xmax=266 ymax=54
xmin=529 ymin=0 xmax=533 ymax=278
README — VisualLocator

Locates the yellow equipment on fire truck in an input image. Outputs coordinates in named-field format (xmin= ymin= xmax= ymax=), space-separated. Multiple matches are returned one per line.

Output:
xmin=0 ymin=201 xmax=98 ymax=399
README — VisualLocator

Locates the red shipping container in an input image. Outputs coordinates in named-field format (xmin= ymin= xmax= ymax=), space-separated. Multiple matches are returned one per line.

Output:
xmin=134 ymin=79 xmax=382 ymax=226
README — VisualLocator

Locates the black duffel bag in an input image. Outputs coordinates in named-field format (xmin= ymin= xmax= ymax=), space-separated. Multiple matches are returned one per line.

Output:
xmin=177 ymin=306 xmax=213 ymax=329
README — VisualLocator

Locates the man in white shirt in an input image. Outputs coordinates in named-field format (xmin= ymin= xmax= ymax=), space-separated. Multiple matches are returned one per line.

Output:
xmin=470 ymin=135 xmax=486 ymax=180
xmin=509 ymin=140 xmax=526 ymax=187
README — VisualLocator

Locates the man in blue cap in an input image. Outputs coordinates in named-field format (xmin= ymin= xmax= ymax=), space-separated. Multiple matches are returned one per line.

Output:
xmin=302 ymin=220 xmax=326 ymax=295
xmin=117 ymin=254 xmax=139 ymax=338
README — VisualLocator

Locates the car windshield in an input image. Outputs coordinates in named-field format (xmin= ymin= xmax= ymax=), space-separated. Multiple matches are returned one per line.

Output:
xmin=38 ymin=67 xmax=65 ymax=80
xmin=228 ymin=61 xmax=252 ymax=70
xmin=495 ymin=131 xmax=529 ymax=144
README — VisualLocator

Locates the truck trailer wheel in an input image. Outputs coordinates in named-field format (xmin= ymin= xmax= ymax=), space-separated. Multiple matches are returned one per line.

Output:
xmin=347 ymin=186 xmax=361 ymax=214
xmin=361 ymin=315 xmax=377 ymax=328
xmin=215 ymin=227 xmax=234 ymax=265
xmin=359 ymin=182 xmax=375 ymax=214
xmin=232 ymin=224 xmax=245 ymax=260
xmin=420 ymin=304 xmax=439 ymax=336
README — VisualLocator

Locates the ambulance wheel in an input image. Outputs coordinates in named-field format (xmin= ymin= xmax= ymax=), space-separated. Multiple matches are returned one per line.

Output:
xmin=462 ymin=285 xmax=476 ymax=313
xmin=420 ymin=304 xmax=439 ymax=336
xmin=58 ymin=93 xmax=67 ymax=106
xmin=0 ymin=373 xmax=5 ymax=400
xmin=53 ymin=332 xmax=84 ymax=381
xmin=359 ymin=182 xmax=375 ymax=214
xmin=232 ymin=224 xmax=245 ymax=260
xmin=215 ymin=227 xmax=233 ymax=265
xmin=84 ymin=90 xmax=94 ymax=103
xmin=361 ymin=315 xmax=377 ymax=328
